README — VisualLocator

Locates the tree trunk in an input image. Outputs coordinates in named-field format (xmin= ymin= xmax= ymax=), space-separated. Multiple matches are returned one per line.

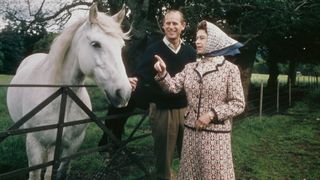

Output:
xmin=121 ymin=0 xmax=164 ymax=76
xmin=288 ymin=59 xmax=297 ymax=86
xmin=230 ymin=46 xmax=256 ymax=109
xmin=266 ymin=58 xmax=279 ymax=90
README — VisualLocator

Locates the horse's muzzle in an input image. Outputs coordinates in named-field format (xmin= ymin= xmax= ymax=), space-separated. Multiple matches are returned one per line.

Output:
xmin=105 ymin=89 xmax=130 ymax=108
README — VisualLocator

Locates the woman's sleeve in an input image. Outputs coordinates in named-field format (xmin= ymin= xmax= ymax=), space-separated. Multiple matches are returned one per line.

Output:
xmin=154 ymin=64 xmax=188 ymax=94
xmin=212 ymin=65 xmax=245 ymax=121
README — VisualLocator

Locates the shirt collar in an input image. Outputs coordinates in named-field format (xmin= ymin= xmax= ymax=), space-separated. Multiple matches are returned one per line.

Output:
xmin=163 ymin=37 xmax=183 ymax=54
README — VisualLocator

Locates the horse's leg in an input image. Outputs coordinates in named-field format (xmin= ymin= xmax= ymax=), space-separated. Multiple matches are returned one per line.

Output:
xmin=56 ymin=129 xmax=86 ymax=180
xmin=26 ymin=134 xmax=45 ymax=180
xmin=43 ymin=146 xmax=55 ymax=180
xmin=56 ymin=160 xmax=70 ymax=180
xmin=43 ymin=146 xmax=70 ymax=180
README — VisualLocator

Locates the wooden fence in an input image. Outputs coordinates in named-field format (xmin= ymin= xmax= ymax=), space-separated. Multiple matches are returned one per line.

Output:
xmin=0 ymin=78 xmax=318 ymax=179
xmin=0 ymin=85 xmax=150 ymax=180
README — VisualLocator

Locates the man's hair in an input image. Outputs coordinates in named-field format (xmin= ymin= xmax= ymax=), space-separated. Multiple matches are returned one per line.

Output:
xmin=197 ymin=20 xmax=207 ymax=34
xmin=163 ymin=9 xmax=185 ymax=24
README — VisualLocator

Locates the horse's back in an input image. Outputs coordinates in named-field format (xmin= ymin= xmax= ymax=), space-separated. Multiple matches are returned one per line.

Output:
xmin=6 ymin=53 xmax=91 ymax=126
xmin=16 ymin=53 xmax=47 ymax=74
xmin=7 ymin=53 xmax=49 ymax=122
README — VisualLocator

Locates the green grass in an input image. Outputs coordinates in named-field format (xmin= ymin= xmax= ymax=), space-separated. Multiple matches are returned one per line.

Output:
xmin=1 ymin=73 xmax=316 ymax=87
xmin=233 ymin=115 xmax=320 ymax=179
xmin=0 ymin=85 xmax=28 ymax=176
xmin=0 ymin=75 xmax=12 ymax=84
xmin=1 ymin=74 xmax=320 ymax=179
xmin=233 ymin=90 xmax=320 ymax=179
xmin=250 ymin=73 xmax=318 ymax=87
xmin=251 ymin=73 xmax=288 ymax=86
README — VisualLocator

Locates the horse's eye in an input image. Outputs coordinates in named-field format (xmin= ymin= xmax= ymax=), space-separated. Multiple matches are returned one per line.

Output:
xmin=90 ymin=41 xmax=101 ymax=48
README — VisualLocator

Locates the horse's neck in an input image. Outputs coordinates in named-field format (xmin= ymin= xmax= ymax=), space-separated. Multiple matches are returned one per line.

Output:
xmin=56 ymin=49 xmax=85 ymax=86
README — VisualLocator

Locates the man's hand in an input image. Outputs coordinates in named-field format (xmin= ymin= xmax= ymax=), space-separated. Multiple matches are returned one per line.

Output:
xmin=154 ymin=55 xmax=167 ymax=77
xmin=129 ymin=77 xmax=138 ymax=92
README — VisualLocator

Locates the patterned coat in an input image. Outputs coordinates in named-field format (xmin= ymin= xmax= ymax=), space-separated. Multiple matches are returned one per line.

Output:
xmin=156 ymin=56 xmax=245 ymax=180
xmin=156 ymin=56 xmax=245 ymax=132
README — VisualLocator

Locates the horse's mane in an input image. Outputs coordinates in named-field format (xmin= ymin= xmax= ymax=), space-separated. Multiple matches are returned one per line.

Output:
xmin=45 ymin=19 xmax=86 ymax=80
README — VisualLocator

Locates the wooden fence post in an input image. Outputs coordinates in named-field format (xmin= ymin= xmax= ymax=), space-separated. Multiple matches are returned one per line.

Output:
xmin=259 ymin=81 xmax=263 ymax=120
xmin=52 ymin=87 xmax=68 ymax=180
xmin=289 ymin=79 xmax=292 ymax=107
xmin=277 ymin=80 xmax=280 ymax=113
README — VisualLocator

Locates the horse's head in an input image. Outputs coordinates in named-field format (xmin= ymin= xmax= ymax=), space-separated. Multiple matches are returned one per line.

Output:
xmin=73 ymin=4 xmax=131 ymax=107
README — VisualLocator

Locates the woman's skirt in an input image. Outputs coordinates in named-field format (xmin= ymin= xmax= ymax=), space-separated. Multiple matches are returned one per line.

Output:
xmin=178 ymin=127 xmax=235 ymax=180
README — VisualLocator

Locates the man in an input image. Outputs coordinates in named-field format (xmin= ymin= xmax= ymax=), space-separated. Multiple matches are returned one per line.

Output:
xmin=134 ymin=10 xmax=197 ymax=180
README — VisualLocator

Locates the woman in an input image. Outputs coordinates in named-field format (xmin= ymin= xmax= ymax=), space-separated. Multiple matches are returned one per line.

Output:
xmin=153 ymin=20 xmax=245 ymax=180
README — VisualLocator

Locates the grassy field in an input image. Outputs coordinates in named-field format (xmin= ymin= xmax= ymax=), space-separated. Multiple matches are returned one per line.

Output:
xmin=1 ymin=73 xmax=316 ymax=85
xmin=0 ymin=75 xmax=12 ymax=84
xmin=0 ymin=74 xmax=320 ymax=179
xmin=233 ymin=105 xmax=320 ymax=179
xmin=251 ymin=73 xmax=319 ymax=87
xmin=250 ymin=73 xmax=288 ymax=85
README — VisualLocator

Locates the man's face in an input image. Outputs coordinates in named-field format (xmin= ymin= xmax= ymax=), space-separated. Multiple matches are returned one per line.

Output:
xmin=162 ymin=12 xmax=186 ymax=41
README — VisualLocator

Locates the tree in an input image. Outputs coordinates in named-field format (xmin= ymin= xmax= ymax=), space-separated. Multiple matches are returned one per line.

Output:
xmin=0 ymin=45 xmax=4 ymax=72
xmin=0 ymin=0 xmax=93 ymax=31
xmin=1 ymin=0 xmax=319 ymax=105
xmin=0 ymin=25 xmax=25 ymax=74
xmin=0 ymin=0 xmax=261 ymax=100
xmin=257 ymin=0 xmax=320 ymax=87
xmin=0 ymin=0 xmax=57 ymax=73
xmin=32 ymin=32 xmax=57 ymax=53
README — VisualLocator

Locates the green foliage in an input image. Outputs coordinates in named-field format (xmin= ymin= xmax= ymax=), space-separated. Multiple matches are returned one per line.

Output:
xmin=278 ymin=63 xmax=288 ymax=74
xmin=0 ymin=51 xmax=4 ymax=72
xmin=0 ymin=42 xmax=4 ymax=72
xmin=17 ymin=21 xmax=48 ymax=56
xmin=313 ymin=66 xmax=320 ymax=76
xmin=32 ymin=32 xmax=57 ymax=54
xmin=0 ymin=16 xmax=48 ymax=74
xmin=0 ymin=25 xmax=25 ymax=74
xmin=297 ymin=63 xmax=320 ymax=76
xmin=253 ymin=61 xmax=268 ymax=74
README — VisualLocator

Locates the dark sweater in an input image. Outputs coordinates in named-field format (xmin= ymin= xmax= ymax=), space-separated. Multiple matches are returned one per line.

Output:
xmin=134 ymin=40 xmax=196 ymax=109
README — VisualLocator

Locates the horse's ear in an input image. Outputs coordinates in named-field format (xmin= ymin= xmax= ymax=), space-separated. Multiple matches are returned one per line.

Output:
xmin=112 ymin=4 xmax=126 ymax=24
xmin=89 ymin=3 xmax=98 ymax=24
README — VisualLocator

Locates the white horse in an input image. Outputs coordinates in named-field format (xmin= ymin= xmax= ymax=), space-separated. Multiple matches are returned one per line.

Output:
xmin=6 ymin=4 xmax=131 ymax=180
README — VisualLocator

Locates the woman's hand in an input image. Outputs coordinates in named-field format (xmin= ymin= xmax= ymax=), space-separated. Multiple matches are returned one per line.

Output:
xmin=195 ymin=112 xmax=214 ymax=131
xmin=154 ymin=55 xmax=167 ymax=77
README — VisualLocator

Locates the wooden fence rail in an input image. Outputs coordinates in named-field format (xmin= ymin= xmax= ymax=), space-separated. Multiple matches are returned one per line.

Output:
xmin=0 ymin=77 xmax=318 ymax=179
xmin=0 ymin=85 xmax=150 ymax=180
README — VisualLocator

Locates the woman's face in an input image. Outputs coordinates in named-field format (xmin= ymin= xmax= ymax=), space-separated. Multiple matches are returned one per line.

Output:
xmin=196 ymin=29 xmax=208 ymax=54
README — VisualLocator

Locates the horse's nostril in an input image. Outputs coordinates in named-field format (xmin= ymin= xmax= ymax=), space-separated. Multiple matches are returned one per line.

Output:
xmin=115 ymin=89 xmax=122 ymax=98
